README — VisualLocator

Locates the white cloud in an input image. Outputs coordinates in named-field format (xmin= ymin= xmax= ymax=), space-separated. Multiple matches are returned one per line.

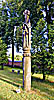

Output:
xmin=42 ymin=10 xmax=46 ymax=17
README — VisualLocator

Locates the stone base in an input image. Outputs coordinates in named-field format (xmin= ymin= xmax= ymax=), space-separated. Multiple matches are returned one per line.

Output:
xmin=24 ymin=55 xmax=31 ymax=91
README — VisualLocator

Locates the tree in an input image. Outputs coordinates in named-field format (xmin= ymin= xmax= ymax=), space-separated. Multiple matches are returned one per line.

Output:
xmin=47 ymin=21 xmax=54 ymax=74
xmin=32 ymin=18 xmax=47 ymax=80
xmin=31 ymin=0 xmax=54 ymax=80
xmin=0 ymin=0 xmax=43 ymax=67
xmin=0 ymin=0 xmax=23 ymax=67
xmin=0 ymin=38 xmax=8 ymax=70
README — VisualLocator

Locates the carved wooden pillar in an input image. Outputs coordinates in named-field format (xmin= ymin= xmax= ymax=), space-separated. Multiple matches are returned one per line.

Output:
xmin=23 ymin=10 xmax=31 ymax=91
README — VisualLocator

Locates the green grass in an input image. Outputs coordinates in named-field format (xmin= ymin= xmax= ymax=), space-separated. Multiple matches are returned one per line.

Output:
xmin=0 ymin=66 xmax=54 ymax=100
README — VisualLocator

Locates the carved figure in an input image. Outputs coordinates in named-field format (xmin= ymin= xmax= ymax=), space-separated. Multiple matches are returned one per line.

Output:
xmin=23 ymin=10 xmax=30 ymax=48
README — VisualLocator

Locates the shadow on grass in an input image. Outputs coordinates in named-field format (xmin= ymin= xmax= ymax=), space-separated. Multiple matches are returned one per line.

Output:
xmin=0 ymin=72 xmax=23 ymax=80
xmin=12 ymin=90 xmax=17 ymax=93
xmin=31 ymin=76 xmax=54 ymax=98
xmin=31 ymin=76 xmax=54 ymax=86
xmin=0 ymin=77 xmax=19 ymax=87
xmin=0 ymin=77 xmax=23 ymax=89
xmin=0 ymin=68 xmax=23 ymax=89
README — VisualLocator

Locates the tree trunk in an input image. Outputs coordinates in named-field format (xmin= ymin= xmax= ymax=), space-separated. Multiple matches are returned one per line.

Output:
xmin=12 ymin=37 xmax=14 ymax=67
xmin=43 ymin=73 xmax=45 ymax=80
xmin=1 ymin=63 xmax=4 ymax=70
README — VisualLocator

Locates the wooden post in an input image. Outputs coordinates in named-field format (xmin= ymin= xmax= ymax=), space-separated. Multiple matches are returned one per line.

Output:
xmin=23 ymin=10 xmax=31 ymax=91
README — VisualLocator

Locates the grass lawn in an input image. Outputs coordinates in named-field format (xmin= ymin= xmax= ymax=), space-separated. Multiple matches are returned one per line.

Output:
xmin=0 ymin=66 xmax=54 ymax=100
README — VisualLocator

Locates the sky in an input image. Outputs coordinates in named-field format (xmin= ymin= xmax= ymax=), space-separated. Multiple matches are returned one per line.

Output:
xmin=7 ymin=44 xmax=23 ymax=56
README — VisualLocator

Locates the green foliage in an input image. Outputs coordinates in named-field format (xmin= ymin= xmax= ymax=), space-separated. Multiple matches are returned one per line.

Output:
xmin=47 ymin=21 xmax=54 ymax=70
xmin=0 ymin=0 xmax=23 ymax=47
xmin=32 ymin=18 xmax=54 ymax=79
xmin=32 ymin=18 xmax=47 ymax=74
xmin=15 ymin=55 xmax=22 ymax=61
xmin=0 ymin=38 xmax=8 ymax=64
xmin=0 ymin=0 xmax=23 ymax=68
xmin=9 ymin=53 xmax=22 ymax=61
xmin=31 ymin=0 xmax=54 ymax=80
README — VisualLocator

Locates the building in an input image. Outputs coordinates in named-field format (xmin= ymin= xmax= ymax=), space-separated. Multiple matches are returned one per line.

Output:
xmin=8 ymin=59 xmax=22 ymax=67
